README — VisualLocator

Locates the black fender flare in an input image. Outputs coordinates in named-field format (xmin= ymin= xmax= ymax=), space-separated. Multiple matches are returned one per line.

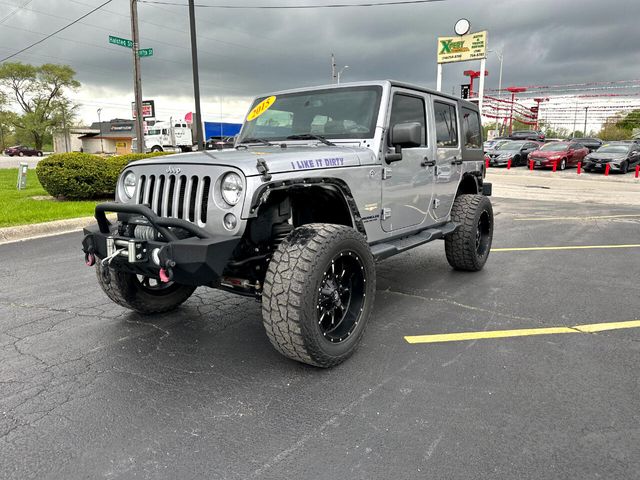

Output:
xmin=248 ymin=177 xmax=366 ymax=237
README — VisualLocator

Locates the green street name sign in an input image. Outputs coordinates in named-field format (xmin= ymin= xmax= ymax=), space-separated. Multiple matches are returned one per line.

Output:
xmin=109 ymin=35 xmax=153 ymax=57
xmin=109 ymin=35 xmax=133 ymax=48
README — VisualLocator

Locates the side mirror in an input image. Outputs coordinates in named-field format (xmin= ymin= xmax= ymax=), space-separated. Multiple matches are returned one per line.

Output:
xmin=391 ymin=122 xmax=422 ymax=148
xmin=386 ymin=122 xmax=422 ymax=163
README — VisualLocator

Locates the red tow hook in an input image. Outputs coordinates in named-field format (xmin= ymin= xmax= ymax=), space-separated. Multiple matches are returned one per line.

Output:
xmin=159 ymin=268 xmax=171 ymax=283
xmin=85 ymin=252 xmax=96 ymax=267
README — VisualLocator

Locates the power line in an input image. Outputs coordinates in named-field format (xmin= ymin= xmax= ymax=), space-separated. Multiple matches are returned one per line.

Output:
xmin=138 ymin=0 xmax=444 ymax=8
xmin=0 ymin=0 xmax=114 ymax=63
xmin=0 ymin=0 xmax=34 ymax=25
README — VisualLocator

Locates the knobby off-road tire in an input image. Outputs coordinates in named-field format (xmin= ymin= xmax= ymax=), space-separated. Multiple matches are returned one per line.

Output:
xmin=445 ymin=194 xmax=494 ymax=272
xmin=95 ymin=262 xmax=196 ymax=314
xmin=262 ymin=223 xmax=376 ymax=368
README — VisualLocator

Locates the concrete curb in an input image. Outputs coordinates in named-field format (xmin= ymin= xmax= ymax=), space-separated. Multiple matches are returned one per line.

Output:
xmin=0 ymin=215 xmax=114 ymax=245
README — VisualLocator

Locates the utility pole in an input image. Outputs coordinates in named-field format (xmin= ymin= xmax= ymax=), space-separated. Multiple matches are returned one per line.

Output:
xmin=97 ymin=107 xmax=104 ymax=153
xmin=62 ymin=104 xmax=69 ymax=152
xmin=583 ymin=106 xmax=589 ymax=137
xmin=130 ymin=0 xmax=145 ymax=153
xmin=188 ymin=0 xmax=204 ymax=151
xmin=331 ymin=53 xmax=336 ymax=84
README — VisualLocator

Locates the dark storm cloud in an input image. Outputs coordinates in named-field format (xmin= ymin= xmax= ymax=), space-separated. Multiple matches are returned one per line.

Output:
xmin=1 ymin=0 xmax=639 ymax=118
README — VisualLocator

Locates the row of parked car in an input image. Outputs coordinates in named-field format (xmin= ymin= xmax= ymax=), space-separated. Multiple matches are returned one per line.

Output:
xmin=484 ymin=131 xmax=640 ymax=174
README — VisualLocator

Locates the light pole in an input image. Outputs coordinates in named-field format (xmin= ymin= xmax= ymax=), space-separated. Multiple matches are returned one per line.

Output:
xmin=583 ymin=106 xmax=589 ymax=137
xmin=97 ymin=107 xmax=104 ymax=153
xmin=488 ymin=49 xmax=503 ymax=99
xmin=337 ymin=65 xmax=349 ymax=84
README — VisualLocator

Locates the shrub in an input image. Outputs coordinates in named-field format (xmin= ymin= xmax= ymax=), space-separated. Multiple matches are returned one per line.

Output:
xmin=36 ymin=151 xmax=174 ymax=200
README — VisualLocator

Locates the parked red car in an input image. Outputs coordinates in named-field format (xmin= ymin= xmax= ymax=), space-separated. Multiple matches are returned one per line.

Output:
xmin=528 ymin=141 xmax=588 ymax=170
xmin=4 ymin=145 xmax=43 ymax=157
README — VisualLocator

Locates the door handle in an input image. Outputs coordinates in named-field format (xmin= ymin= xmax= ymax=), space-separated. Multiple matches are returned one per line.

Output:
xmin=450 ymin=157 xmax=463 ymax=165
xmin=421 ymin=156 xmax=436 ymax=167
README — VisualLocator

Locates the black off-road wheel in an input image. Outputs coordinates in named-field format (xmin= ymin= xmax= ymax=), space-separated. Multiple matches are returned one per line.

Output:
xmin=262 ymin=223 xmax=376 ymax=368
xmin=445 ymin=194 xmax=494 ymax=272
xmin=95 ymin=262 xmax=196 ymax=314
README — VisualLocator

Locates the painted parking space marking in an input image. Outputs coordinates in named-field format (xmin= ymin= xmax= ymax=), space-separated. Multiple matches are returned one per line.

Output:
xmin=514 ymin=214 xmax=640 ymax=222
xmin=491 ymin=244 xmax=640 ymax=252
xmin=404 ymin=320 xmax=640 ymax=344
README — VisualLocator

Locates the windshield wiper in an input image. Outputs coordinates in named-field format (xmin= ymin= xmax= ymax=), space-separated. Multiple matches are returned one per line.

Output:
xmin=238 ymin=137 xmax=274 ymax=146
xmin=286 ymin=133 xmax=336 ymax=146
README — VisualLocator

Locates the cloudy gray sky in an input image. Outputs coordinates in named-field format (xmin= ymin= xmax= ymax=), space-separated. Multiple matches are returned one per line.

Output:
xmin=1 ymin=0 xmax=639 ymax=129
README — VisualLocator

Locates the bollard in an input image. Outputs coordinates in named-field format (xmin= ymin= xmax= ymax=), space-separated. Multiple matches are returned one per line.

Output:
xmin=635 ymin=165 xmax=639 ymax=178
xmin=507 ymin=158 xmax=511 ymax=170
xmin=485 ymin=157 xmax=490 ymax=168
xmin=577 ymin=162 xmax=581 ymax=175
xmin=605 ymin=163 xmax=610 ymax=176
xmin=552 ymin=161 xmax=557 ymax=172
xmin=529 ymin=160 xmax=534 ymax=171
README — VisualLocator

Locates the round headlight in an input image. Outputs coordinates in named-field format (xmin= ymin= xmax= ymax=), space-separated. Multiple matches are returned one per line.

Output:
xmin=221 ymin=172 xmax=243 ymax=206
xmin=123 ymin=171 xmax=136 ymax=199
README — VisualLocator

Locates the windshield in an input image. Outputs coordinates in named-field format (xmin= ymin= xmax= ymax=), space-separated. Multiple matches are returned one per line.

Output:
xmin=540 ymin=143 xmax=568 ymax=152
xmin=497 ymin=141 xmax=526 ymax=151
xmin=597 ymin=145 xmax=629 ymax=154
xmin=238 ymin=86 xmax=382 ymax=143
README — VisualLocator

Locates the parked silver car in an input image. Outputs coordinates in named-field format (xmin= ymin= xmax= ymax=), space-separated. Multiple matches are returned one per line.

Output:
xmin=82 ymin=81 xmax=493 ymax=367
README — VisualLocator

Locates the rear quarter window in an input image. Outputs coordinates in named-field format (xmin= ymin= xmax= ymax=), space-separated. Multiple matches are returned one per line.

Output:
xmin=461 ymin=107 xmax=481 ymax=149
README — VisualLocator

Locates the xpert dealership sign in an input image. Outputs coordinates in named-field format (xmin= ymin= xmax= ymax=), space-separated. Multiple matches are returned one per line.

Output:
xmin=437 ymin=31 xmax=487 ymax=64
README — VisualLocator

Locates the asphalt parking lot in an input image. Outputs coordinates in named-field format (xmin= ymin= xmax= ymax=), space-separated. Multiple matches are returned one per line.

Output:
xmin=1 ymin=175 xmax=639 ymax=479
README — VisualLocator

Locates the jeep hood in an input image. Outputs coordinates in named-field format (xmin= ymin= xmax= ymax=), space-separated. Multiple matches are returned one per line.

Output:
xmin=127 ymin=145 xmax=376 ymax=176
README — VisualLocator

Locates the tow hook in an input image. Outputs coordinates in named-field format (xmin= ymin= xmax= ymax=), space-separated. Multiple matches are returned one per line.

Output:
xmin=85 ymin=252 xmax=96 ymax=266
xmin=159 ymin=267 xmax=173 ymax=283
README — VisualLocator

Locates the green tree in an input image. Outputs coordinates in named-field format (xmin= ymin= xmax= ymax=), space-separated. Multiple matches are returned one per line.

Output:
xmin=615 ymin=109 xmax=640 ymax=132
xmin=0 ymin=62 xmax=80 ymax=150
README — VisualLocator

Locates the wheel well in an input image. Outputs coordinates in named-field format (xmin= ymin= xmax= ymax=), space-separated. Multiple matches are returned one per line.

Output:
xmin=247 ymin=185 xmax=355 ymax=244
xmin=456 ymin=173 xmax=480 ymax=197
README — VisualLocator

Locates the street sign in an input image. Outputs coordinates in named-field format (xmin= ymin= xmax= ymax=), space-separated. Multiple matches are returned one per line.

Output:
xmin=108 ymin=35 xmax=153 ymax=57
xmin=461 ymin=84 xmax=471 ymax=99
xmin=108 ymin=35 xmax=133 ymax=48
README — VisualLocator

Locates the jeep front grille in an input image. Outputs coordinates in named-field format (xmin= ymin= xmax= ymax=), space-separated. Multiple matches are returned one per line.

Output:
xmin=137 ymin=174 xmax=211 ymax=225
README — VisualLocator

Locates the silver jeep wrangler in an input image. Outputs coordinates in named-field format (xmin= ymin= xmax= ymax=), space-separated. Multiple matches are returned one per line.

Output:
xmin=82 ymin=81 xmax=493 ymax=367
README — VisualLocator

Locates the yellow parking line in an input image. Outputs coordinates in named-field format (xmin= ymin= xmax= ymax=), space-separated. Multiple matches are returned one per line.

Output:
xmin=404 ymin=320 xmax=640 ymax=344
xmin=491 ymin=244 xmax=640 ymax=252
xmin=514 ymin=214 xmax=640 ymax=222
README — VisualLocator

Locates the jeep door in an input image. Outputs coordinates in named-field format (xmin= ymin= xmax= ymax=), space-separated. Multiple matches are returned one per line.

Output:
xmin=431 ymin=99 xmax=462 ymax=220
xmin=381 ymin=89 xmax=435 ymax=232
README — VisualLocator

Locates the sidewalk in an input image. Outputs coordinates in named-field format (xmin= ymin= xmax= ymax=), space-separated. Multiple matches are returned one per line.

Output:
xmin=487 ymin=168 xmax=640 ymax=206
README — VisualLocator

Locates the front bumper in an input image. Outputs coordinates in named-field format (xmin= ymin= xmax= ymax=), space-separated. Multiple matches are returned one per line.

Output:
xmin=489 ymin=157 xmax=511 ymax=166
xmin=530 ymin=158 xmax=561 ymax=168
xmin=82 ymin=202 xmax=240 ymax=287
xmin=583 ymin=161 xmax=621 ymax=171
